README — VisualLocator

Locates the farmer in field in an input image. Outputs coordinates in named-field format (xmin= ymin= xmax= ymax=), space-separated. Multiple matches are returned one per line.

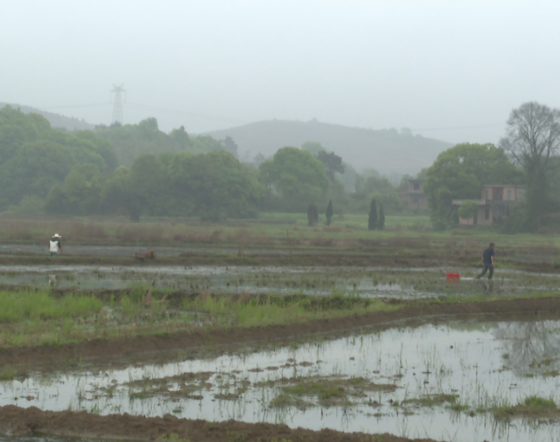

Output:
xmin=49 ymin=233 xmax=63 ymax=257
xmin=476 ymin=243 xmax=495 ymax=280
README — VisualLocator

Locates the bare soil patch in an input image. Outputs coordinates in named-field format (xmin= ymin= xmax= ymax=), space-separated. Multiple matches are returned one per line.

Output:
xmin=0 ymin=404 xmax=437 ymax=442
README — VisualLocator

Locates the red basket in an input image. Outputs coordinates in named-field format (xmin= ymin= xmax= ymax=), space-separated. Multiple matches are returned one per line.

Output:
xmin=446 ymin=273 xmax=460 ymax=279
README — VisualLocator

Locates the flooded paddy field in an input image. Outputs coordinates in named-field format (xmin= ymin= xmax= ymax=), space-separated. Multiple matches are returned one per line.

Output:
xmin=3 ymin=317 xmax=560 ymax=442
xmin=0 ymin=264 xmax=559 ymax=299
xmin=1 ymin=249 xmax=560 ymax=441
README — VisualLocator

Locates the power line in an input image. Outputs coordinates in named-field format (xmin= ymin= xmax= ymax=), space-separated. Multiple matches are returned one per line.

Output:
xmin=38 ymin=103 xmax=111 ymax=109
xmin=126 ymin=102 xmax=247 ymax=124
xmin=35 ymin=101 xmax=246 ymax=125
xmin=412 ymin=122 xmax=505 ymax=132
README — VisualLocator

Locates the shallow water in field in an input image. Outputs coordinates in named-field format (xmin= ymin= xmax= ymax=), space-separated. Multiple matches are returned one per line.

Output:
xmin=2 ymin=318 xmax=560 ymax=442
xmin=0 ymin=264 xmax=558 ymax=300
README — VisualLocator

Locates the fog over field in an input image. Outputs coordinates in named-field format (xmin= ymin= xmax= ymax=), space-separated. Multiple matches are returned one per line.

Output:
xmin=2 ymin=0 xmax=560 ymax=155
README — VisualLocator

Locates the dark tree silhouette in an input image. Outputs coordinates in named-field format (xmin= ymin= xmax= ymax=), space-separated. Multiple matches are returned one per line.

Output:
xmin=307 ymin=203 xmax=319 ymax=226
xmin=223 ymin=136 xmax=238 ymax=157
xmin=378 ymin=202 xmax=385 ymax=230
xmin=325 ymin=200 xmax=333 ymax=225
xmin=317 ymin=151 xmax=345 ymax=183
xmin=500 ymin=102 xmax=560 ymax=227
xmin=368 ymin=198 xmax=378 ymax=231
xmin=307 ymin=203 xmax=315 ymax=226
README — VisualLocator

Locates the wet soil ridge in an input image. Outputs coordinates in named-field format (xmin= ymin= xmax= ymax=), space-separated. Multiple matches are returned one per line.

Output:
xmin=0 ymin=405 xmax=437 ymax=442
xmin=1 ymin=247 xmax=558 ymax=273
xmin=1 ymin=295 xmax=559 ymax=372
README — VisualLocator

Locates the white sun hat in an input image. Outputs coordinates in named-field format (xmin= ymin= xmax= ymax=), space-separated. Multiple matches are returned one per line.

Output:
xmin=53 ymin=233 xmax=62 ymax=238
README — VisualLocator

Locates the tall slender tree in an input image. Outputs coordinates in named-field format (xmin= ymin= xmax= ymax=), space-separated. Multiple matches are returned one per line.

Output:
xmin=378 ymin=202 xmax=385 ymax=230
xmin=325 ymin=200 xmax=333 ymax=225
xmin=307 ymin=203 xmax=315 ymax=226
xmin=312 ymin=204 xmax=319 ymax=225
xmin=368 ymin=198 xmax=378 ymax=230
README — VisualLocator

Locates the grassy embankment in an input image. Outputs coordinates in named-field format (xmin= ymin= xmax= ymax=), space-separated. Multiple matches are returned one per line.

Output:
xmin=0 ymin=288 xmax=400 ymax=349
xmin=1 ymin=285 xmax=559 ymax=351
xmin=0 ymin=214 xmax=558 ymax=268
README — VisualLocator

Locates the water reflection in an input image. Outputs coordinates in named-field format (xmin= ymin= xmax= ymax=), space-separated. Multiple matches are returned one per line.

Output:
xmin=495 ymin=321 xmax=560 ymax=376
xmin=2 ymin=318 xmax=560 ymax=442
xmin=0 ymin=265 xmax=558 ymax=300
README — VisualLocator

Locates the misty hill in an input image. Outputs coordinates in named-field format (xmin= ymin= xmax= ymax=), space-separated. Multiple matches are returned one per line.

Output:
xmin=0 ymin=102 xmax=95 ymax=131
xmin=206 ymin=119 xmax=453 ymax=174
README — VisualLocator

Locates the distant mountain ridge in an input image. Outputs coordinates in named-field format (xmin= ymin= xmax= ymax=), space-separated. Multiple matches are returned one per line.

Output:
xmin=206 ymin=119 xmax=453 ymax=174
xmin=0 ymin=102 xmax=95 ymax=131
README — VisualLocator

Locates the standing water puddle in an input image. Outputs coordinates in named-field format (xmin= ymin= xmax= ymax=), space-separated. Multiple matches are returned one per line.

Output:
xmin=3 ymin=319 xmax=560 ymax=442
xmin=0 ymin=265 xmax=558 ymax=299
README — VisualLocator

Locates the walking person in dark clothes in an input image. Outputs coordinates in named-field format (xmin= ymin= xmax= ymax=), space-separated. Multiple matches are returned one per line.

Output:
xmin=476 ymin=243 xmax=495 ymax=280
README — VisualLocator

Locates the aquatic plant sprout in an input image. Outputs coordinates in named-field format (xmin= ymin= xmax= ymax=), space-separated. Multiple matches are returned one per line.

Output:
xmin=2 ymin=319 xmax=560 ymax=442
xmin=0 ymin=265 xmax=557 ymax=299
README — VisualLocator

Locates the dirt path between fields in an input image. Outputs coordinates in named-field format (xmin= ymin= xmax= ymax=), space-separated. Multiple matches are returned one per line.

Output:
xmin=1 ymin=248 xmax=556 ymax=273
xmin=2 ymin=296 xmax=559 ymax=373
xmin=0 ymin=404 xmax=437 ymax=442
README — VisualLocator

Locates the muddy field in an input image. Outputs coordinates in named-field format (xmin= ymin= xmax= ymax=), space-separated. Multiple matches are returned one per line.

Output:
xmin=2 ymin=296 xmax=560 ymax=442
xmin=1 ymin=240 xmax=560 ymax=442
xmin=1 ymin=241 xmax=559 ymax=272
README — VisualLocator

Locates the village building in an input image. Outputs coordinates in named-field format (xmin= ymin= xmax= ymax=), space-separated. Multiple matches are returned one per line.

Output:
xmin=408 ymin=179 xmax=428 ymax=208
xmin=452 ymin=184 xmax=525 ymax=225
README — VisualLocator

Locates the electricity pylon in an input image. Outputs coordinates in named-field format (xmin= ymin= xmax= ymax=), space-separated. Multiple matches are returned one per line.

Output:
xmin=110 ymin=84 xmax=125 ymax=125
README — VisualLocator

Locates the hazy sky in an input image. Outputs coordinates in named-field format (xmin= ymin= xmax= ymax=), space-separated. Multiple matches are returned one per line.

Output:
xmin=2 ymin=0 xmax=560 ymax=144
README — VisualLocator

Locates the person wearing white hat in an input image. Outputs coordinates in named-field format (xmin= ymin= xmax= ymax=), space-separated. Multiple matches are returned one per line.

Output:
xmin=49 ymin=233 xmax=63 ymax=257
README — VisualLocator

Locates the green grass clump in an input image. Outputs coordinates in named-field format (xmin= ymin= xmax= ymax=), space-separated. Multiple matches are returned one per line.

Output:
xmin=283 ymin=381 xmax=346 ymax=401
xmin=0 ymin=290 xmax=102 ymax=323
xmin=493 ymin=395 xmax=557 ymax=419
xmin=523 ymin=395 xmax=556 ymax=410
xmin=182 ymin=293 xmax=399 ymax=328
xmin=403 ymin=394 xmax=458 ymax=407
xmin=0 ymin=369 xmax=15 ymax=381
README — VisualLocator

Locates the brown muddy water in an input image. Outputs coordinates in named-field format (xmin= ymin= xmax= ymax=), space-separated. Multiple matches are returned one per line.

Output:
xmin=2 ymin=318 xmax=560 ymax=442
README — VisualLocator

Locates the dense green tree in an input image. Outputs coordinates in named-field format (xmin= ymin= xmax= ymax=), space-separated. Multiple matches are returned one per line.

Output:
xmin=259 ymin=147 xmax=328 ymax=211
xmin=138 ymin=117 xmax=160 ymax=136
xmin=317 ymin=151 xmax=344 ymax=183
xmin=350 ymin=173 xmax=402 ymax=214
xmin=95 ymin=119 xmax=225 ymax=167
xmin=169 ymin=126 xmax=191 ymax=149
xmin=169 ymin=150 xmax=262 ymax=221
xmin=368 ymin=199 xmax=378 ymax=231
xmin=457 ymin=200 xmax=479 ymax=220
xmin=128 ymin=154 xmax=170 ymax=217
xmin=98 ymin=151 xmax=263 ymax=221
xmin=0 ymin=107 xmax=118 ymax=211
xmin=0 ymin=140 xmax=74 ymax=208
xmin=424 ymin=143 xmax=523 ymax=230
xmin=46 ymin=164 xmax=104 ymax=215
xmin=100 ymin=166 xmax=133 ymax=217
xmin=73 ymin=131 xmax=118 ymax=173
xmin=500 ymin=102 xmax=560 ymax=229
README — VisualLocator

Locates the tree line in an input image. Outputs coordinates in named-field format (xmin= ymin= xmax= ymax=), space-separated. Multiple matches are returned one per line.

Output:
xmin=424 ymin=102 xmax=560 ymax=232
xmin=0 ymin=107 xmax=413 ymax=222
xmin=3 ymin=101 xmax=556 ymax=232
